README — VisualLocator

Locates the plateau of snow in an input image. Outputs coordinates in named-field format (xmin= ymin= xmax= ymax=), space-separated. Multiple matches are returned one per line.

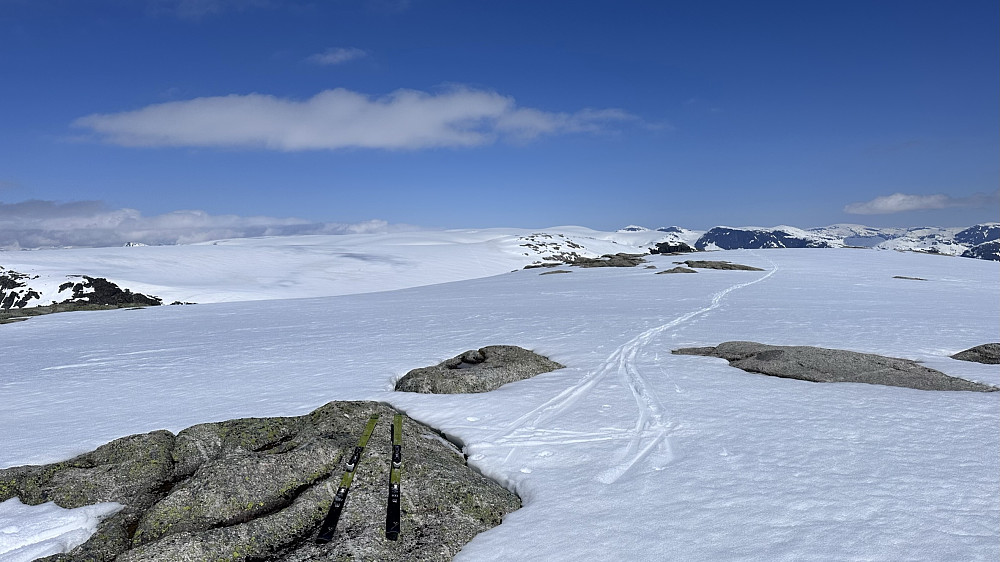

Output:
xmin=1 ymin=228 xmax=998 ymax=561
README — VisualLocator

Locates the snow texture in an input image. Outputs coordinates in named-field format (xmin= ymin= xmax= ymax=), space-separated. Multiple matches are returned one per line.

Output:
xmin=0 ymin=499 xmax=122 ymax=562
xmin=1 ymin=230 xmax=998 ymax=561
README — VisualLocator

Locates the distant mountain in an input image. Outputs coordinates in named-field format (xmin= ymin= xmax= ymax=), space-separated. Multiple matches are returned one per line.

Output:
xmin=962 ymin=240 xmax=1000 ymax=261
xmin=695 ymin=226 xmax=834 ymax=250
xmin=678 ymin=223 xmax=999 ymax=261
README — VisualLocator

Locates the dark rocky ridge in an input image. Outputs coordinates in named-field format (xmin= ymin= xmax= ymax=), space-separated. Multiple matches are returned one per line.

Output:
xmin=950 ymin=343 xmax=1000 ymax=365
xmin=0 ymin=267 xmax=41 ymax=309
xmin=961 ymin=240 xmax=1000 ymax=261
xmin=694 ymin=227 xmax=832 ymax=250
xmin=1 ymin=401 xmax=520 ymax=561
xmin=395 ymin=346 xmax=565 ymax=394
xmin=954 ymin=224 xmax=1000 ymax=246
xmin=673 ymin=341 xmax=997 ymax=392
xmin=58 ymin=276 xmax=162 ymax=307
xmin=648 ymin=241 xmax=696 ymax=254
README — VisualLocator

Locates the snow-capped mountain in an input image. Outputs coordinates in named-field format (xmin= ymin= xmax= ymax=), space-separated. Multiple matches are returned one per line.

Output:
xmin=695 ymin=226 xmax=836 ymax=250
xmin=691 ymin=223 xmax=1000 ymax=259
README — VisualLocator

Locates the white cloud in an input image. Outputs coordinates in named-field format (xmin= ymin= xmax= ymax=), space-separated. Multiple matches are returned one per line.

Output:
xmin=0 ymin=200 xmax=397 ymax=249
xmin=306 ymin=47 xmax=368 ymax=65
xmin=843 ymin=191 xmax=1000 ymax=215
xmin=72 ymin=87 xmax=638 ymax=151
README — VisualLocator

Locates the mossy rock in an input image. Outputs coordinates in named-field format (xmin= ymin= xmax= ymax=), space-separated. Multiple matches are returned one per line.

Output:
xmin=2 ymin=401 xmax=521 ymax=561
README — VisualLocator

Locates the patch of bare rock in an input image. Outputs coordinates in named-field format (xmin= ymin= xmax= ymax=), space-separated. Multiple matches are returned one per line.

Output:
xmin=656 ymin=266 xmax=698 ymax=274
xmin=525 ymin=253 xmax=648 ymax=269
xmin=673 ymin=341 xmax=997 ymax=392
xmin=950 ymin=343 xmax=1000 ymax=365
xmin=676 ymin=260 xmax=764 ymax=271
xmin=1 ymin=401 xmax=520 ymax=561
xmin=395 ymin=345 xmax=565 ymax=394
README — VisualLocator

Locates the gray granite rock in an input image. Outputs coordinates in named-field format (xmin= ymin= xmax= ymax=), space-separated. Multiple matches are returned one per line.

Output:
xmin=678 ymin=260 xmax=764 ymax=271
xmin=2 ymin=401 xmax=521 ymax=561
xmin=656 ymin=266 xmax=697 ymax=274
xmin=950 ymin=343 xmax=1000 ymax=365
xmin=673 ymin=341 xmax=997 ymax=392
xmin=395 ymin=345 xmax=564 ymax=394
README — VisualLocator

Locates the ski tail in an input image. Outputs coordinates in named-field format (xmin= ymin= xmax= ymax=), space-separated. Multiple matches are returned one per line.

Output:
xmin=385 ymin=413 xmax=403 ymax=540
xmin=316 ymin=413 xmax=379 ymax=544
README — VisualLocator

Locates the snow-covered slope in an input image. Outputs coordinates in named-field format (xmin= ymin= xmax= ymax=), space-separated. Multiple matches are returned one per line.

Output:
xmin=1 ymin=236 xmax=998 ymax=561
xmin=0 ymin=228 xmax=666 ymax=306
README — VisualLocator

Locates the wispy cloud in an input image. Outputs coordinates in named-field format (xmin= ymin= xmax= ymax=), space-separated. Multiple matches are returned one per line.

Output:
xmin=0 ymin=200 xmax=397 ymax=249
xmin=844 ymin=190 xmax=1000 ymax=215
xmin=306 ymin=47 xmax=368 ymax=65
xmin=72 ymin=87 xmax=639 ymax=151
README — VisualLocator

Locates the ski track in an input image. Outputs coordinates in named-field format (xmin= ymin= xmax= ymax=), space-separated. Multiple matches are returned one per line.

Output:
xmin=484 ymin=254 xmax=779 ymax=484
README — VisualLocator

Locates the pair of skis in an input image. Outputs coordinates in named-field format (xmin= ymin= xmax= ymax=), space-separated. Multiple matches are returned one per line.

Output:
xmin=315 ymin=413 xmax=403 ymax=544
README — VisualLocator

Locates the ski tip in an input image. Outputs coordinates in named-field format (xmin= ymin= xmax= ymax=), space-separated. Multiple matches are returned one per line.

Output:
xmin=386 ymin=531 xmax=399 ymax=541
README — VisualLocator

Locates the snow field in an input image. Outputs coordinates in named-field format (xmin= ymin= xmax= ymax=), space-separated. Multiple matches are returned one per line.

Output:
xmin=1 ymin=247 xmax=997 ymax=560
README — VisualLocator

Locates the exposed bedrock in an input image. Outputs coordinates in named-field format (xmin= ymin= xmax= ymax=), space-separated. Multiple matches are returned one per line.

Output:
xmin=394 ymin=345 xmax=565 ymax=394
xmin=1 ymin=401 xmax=520 ymax=561
xmin=950 ymin=343 xmax=1000 ymax=365
xmin=673 ymin=341 xmax=997 ymax=392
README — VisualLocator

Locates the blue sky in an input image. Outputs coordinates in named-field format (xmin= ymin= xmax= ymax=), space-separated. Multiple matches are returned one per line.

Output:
xmin=1 ymin=0 xmax=997 ymax=245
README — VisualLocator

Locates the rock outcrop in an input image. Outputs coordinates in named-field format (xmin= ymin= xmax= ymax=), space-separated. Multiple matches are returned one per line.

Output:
xmin=673 ymin=341 xmax=997 ymax=392
xmin=678 ymin=260 xmax=764 ymax=271
xmin=0 ymin=401 xmax=520 ymax=561
xmin=0 ymin=267 xmax=41 ymax=309
xmin=395 ymin=346 xmax=564 ymax=394
xmin=950 ymin=343 xmax=1000 ymax=365
xmin=57 ymin=276 xmax=162 ymax=307
xmin=961 ymin=240 xmax=1000 ymax=261
xmin=648 ymin=241 xmax=696 ymax=254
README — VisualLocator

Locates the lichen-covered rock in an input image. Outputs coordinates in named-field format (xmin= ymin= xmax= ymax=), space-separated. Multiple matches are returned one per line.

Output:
xmin=395 ymin=345 xmax=564 ymax=394
xmin=673 ymin=341 xmax=998 ymax=392
xmin=2 ymin=401 xmax=521 ymax=561
xmin=951 ymin=343 xmax=1000 ymax=365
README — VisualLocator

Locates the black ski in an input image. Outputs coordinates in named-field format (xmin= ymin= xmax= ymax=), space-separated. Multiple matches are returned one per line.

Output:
xmin=385 ymin=413 xmax=403 ymax=540
xmin=315 ymin=414 xmax=379 ymax=544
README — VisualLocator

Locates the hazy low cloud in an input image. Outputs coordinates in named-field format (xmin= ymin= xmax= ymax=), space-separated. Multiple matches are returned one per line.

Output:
xmin=0 ymin=200 xmax=396 ymax=249
xmin=844 ymin=190 xmax=1000 ymax=215
xmin=306 ymin=47 xmax=367 ymax=65
xmin=72 ymin=87 xmax=639 ymax=151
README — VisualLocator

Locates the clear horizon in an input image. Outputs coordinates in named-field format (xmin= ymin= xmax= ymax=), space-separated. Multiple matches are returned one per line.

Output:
xmin=1 ymin=0 xmax=997 ymax=246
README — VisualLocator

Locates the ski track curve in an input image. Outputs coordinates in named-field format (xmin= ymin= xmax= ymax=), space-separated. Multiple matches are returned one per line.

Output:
xmin=484 ymin=254 xmax=779 ymax=484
